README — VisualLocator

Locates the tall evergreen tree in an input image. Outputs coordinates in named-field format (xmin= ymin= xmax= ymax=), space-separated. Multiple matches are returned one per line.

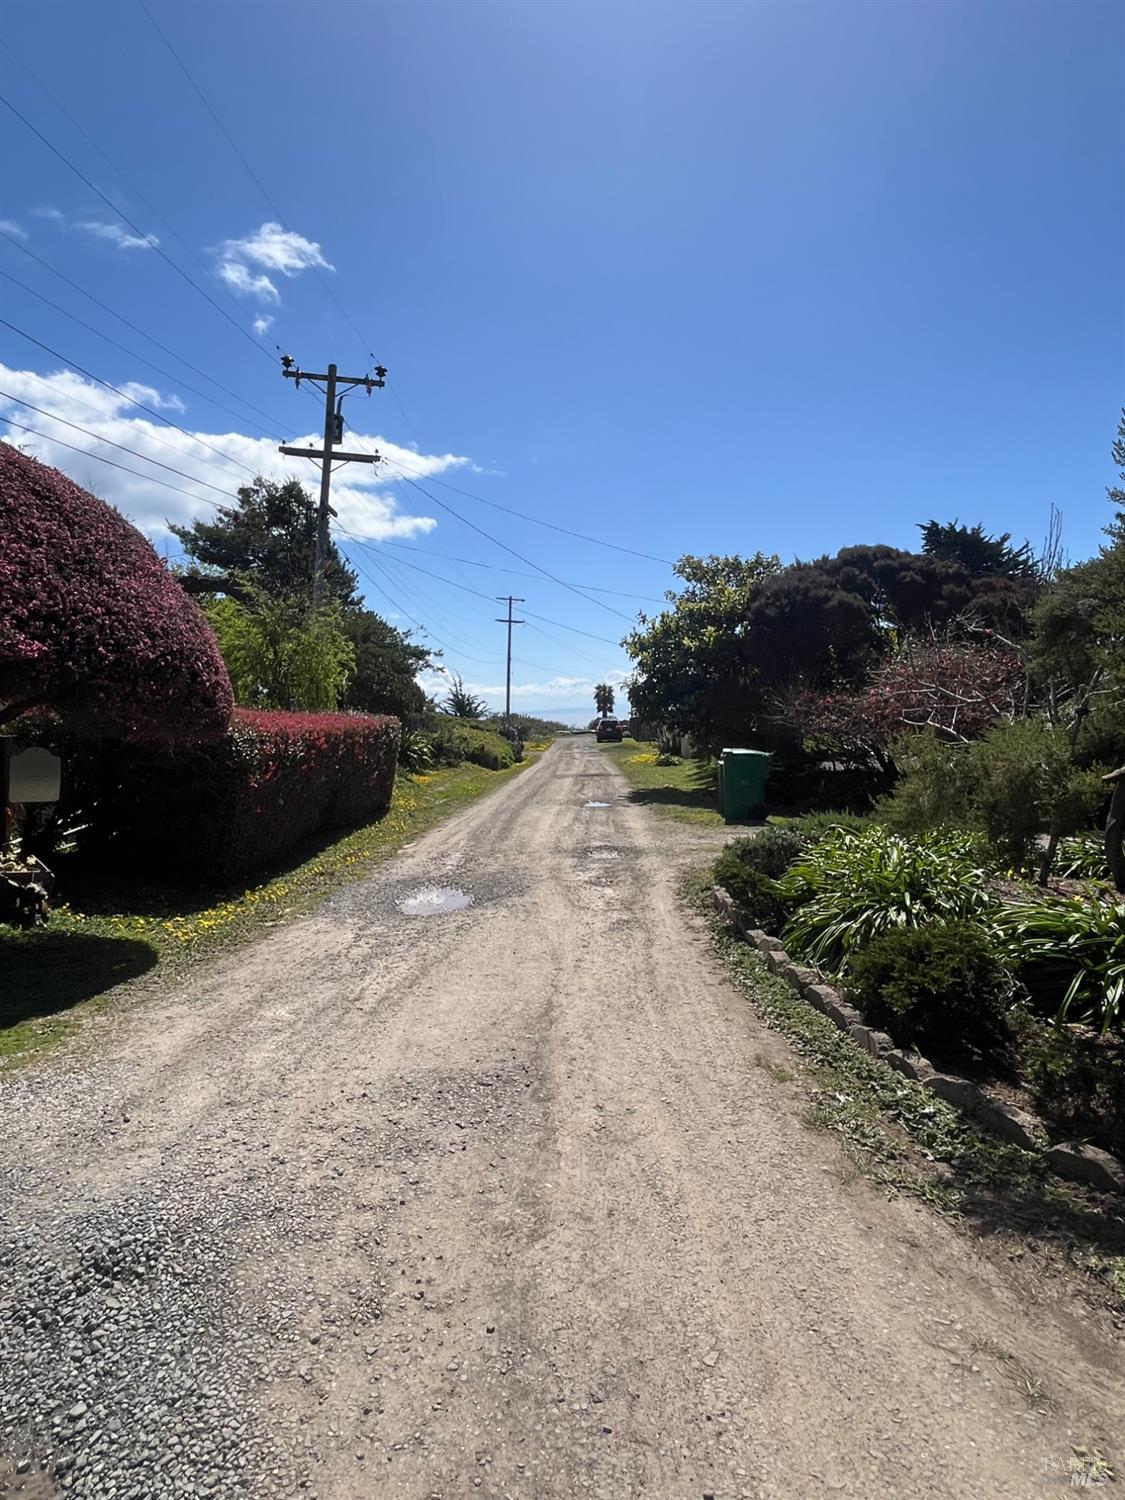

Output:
xmin=918 ymin=519 xmax=1036 ymax=580
xmin=171 ymin=476 xmax=360 ymax=608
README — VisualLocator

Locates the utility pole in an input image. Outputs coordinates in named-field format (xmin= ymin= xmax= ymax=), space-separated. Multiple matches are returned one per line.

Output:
xmin=495 ymin=596 xmax=525 ymax=728
xmin=279 ymin=356 xmax=385 ymax=606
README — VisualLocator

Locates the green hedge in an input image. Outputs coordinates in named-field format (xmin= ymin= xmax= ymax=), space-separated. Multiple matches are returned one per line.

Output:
xmin=428 ymin=720 xmax=515 ymax=771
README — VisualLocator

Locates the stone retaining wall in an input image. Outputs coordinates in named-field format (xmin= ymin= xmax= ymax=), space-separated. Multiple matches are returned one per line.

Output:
xmin=711 ymin=886 xmax=1125 ymax=1195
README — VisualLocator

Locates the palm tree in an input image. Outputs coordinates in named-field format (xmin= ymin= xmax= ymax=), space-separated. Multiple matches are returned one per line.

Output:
xmin=594 ymin=683 xmax=615 ymax=717
xmin=441 ymin=674 xmax=488 ymax=719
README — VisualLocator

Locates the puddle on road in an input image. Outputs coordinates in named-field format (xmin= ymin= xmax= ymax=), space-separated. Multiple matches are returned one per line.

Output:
xmin=397 ymin=886 xmax=474 ymax=917
xmin=583 ymin=801 xmax=610 ymax=809
xmin=587 ymin=846 xmax=620 ymax=860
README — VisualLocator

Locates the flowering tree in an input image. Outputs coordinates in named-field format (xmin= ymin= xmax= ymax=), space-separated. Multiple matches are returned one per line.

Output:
xmin=783 ymin=638 xmax=1025 ymax=766
xmin=0 ymin=445 xmax=232 ymax=740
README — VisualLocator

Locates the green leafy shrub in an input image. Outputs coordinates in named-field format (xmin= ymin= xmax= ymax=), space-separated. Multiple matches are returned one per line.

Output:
xmin=397 ymin=726 xmax=434 ymax=774
xmin=882 ymin=721 xmax=1106 ymax=876
xmin=770 ymin=811 xmax=875 ymax=843
xmin=777 ymin=826 xmax=992 ymax=973
xmin=713 ymin=850 xmax=790 ymax=930
xmin=994 ymin=897 xmax=1125 ymax=1034
xmin=878 ymin=731 xmax=975 ymax=837
xmin=203 ymin=593 xmax=354 ymax=712
xmin=846 ymin=922 xmax=1013 ymax=1062
xmin=428 ymin=719 xmax=514 ymax=771
xmin=726 ymin=826 xmax=808 ymax=879
xmin=1016 ymin=1019 xmax=1125 ymax=1158
xmin=1057 ymin=833 xmax=1109 ymax=881
xmin=713 ymin=827 xmax=810 ymax=929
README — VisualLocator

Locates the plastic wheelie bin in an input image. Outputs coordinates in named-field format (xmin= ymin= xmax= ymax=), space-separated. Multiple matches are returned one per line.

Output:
xmin=719 ymin=748 xmax=772 ymax=823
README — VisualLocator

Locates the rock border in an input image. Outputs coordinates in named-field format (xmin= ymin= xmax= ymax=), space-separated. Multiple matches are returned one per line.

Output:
xmin=710 ymin=886 xmax=1125 ymax=1195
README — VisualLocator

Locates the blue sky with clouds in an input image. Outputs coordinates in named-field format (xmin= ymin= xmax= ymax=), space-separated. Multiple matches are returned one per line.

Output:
xmin=1 ymin=0 xmax=1121 ymax=716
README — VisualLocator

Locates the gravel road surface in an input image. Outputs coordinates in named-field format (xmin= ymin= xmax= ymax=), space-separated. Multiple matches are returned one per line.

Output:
xmin=1 ymin=736 xmax=1121 ymax=1499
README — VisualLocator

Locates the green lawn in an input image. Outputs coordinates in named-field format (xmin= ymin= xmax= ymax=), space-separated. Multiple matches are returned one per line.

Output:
xmin=597 ymin=740 xmax=724 ymax=825
xmin=0 ymin=754 xmax=541 ymax=1072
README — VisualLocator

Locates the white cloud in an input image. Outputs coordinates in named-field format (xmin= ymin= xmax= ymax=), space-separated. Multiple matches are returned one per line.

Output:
xmin=216 ymin=259 xmax=279 ymax=302
xmin=253 ymin=315 xmax=274 ymax=336
xmin=222 ymin=222 xmax=332 ymax=277
xmin=75 ymin=220 xmax=159 ymax=251
xmin=32 ymin=206 xmax=65 ymax=221
xmin=0 ymin=219 xmax=27 ymax=240
xmin=120 ymin=380 xmax=185 ymax=413
xmin=378 ymin=443 xmax=492 ymax=486
xmin=214 ymin=221 xmax=331 ymax=304
xmin=0 ymin=361 xmax=464 ymax=545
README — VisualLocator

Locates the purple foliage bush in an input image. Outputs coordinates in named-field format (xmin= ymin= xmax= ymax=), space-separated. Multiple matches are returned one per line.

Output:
xmin=0 ymin=445 xmax=232 ymax=740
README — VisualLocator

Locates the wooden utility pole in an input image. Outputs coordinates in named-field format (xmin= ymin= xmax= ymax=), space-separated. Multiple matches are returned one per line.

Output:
xmin=279 ymin=356 xmax=385 ymax=605
xmin=495 ymin=596 xmax=525 ymax=727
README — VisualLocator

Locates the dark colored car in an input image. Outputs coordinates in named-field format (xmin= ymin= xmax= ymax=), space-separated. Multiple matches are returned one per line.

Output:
xmin=595 ymin=717 xmax=623 ymax=742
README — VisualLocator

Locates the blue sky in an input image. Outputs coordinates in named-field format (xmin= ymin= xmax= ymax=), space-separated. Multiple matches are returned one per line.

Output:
xmin=2 ymin=0 xmax=1121 ymax=717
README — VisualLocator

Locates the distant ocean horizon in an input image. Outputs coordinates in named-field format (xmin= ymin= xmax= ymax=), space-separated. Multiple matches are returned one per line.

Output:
xmin=516 ymin=706 xmax=599 ymax=726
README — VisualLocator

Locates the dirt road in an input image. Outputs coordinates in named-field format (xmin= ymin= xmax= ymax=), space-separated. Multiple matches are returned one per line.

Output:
xmin=1 ymin=736 xmax=1121 ymax=1499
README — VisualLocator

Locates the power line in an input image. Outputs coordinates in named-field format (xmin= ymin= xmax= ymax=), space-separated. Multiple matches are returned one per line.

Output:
xmin=332 ymin=522 xmax=624 ymax=647
xmin=4 ymin=369 xmax=253 ymax=492
xmin=0 ymin=318 xmax=258 ymax=481
xmin=2 ymin=417 xmax=223 ymax=510
xmin=0 ymin=35 xmax=278 ymax=337
xmin=519 ymin=611 xmax=622 ymax=645
xmin=511 ymin=654 xmax=571 ymax=675
xmin=0 ymin=228 xmax=289 ymax=432
xmin=139 ymin=2 xmax=384 ymax=372
xmin=336 ymin=526 xmax=502 ymax=661
xmin=379 ymin=538 xmax=664 ymax=603
xmin=0 ymin=389 xmax=240 ymax=498
xmin=373 ymin=552 xmax=499 ymax=657
xmin=522 ymin=619 xmax=622 ymax=670
xmin=136 ymin=5 xmax=445 ymax=472
xmin=0 ymin=246 xmax=277 ymax=437
xmin=397 ymin=473 xmax=634 ymax=623
xmin=0 ymin=88 xmax=271 ymax=360
xmin=350 ymin=542 xmax=493 ymax=604
xmin=381 ymin=453 xmax=674 ymax=567
xmin=2 ymin=49 xmax=669 ymax=587
xmin=333 ymin=521 xmax=501 ymax=667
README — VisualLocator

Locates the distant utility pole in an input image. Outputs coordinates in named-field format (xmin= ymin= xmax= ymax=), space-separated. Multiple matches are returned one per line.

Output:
xmin=279 ymin=355 xmax=385 ymax=606
xmin=495 ymin=595 xmax=525 ymax=727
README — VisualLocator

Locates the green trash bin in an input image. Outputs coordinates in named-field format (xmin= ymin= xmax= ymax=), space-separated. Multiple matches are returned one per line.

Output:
xmin=720 ymin=748 xmax=772 ymax=823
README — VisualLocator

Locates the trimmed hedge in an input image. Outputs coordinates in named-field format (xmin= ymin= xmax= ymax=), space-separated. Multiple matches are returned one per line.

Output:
xmin=42 ymin=709 xmax=399 ymax=882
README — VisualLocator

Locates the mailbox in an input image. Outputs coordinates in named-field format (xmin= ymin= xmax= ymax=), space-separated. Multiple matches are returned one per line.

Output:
xmin=9 ymin=746 xmax=62 ymax=803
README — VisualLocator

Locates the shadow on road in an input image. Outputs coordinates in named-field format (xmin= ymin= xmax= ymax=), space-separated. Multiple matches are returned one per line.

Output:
xmin=626 ymin=784 xmax=720 ymax=815
xmin=0 ymin=932 xmax=157 ymax=1030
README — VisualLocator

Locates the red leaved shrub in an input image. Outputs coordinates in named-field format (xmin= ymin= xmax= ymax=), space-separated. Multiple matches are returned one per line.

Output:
xmin=0 ymin=445 xmax=232 ymax=740
xmin=47 ymin=709 xmax=400 ymax=881
xmin=784 ymin=638 xmax=1025 ymax=763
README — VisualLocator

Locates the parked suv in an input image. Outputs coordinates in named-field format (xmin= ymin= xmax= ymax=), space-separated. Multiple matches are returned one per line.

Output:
xmin=595 ymin=717 xmax=623 ymax=742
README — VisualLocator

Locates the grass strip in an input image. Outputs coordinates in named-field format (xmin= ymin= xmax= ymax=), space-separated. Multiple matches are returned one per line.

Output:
xmin=1 ymin=756 xmax=539 ymax=1071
